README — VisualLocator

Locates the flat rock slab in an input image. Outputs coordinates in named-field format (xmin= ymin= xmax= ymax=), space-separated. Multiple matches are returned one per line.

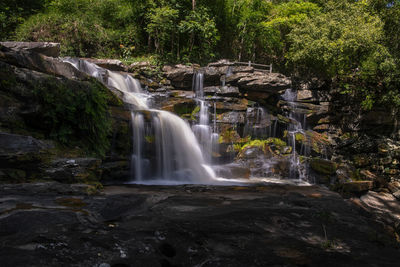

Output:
xmin=0 ymin=42 xmax=60 ymax=57
xmin=0 ymin=183 xmax=399 ymax=267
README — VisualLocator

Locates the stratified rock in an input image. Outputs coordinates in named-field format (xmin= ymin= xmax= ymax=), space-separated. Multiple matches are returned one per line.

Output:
xmin=44 ymin=158 xmax=102 ymax=183
xmin=238 ymin=72 xmax=291 ymax=93
xmin=207 ymin=59 xmax=234 ymax=67
xmin=0 ymin=45 xmax=87 ymax=80
xmin=0 ymin=42 xmax=61 ymax=57
xmin=217 ymin=112 xmax=246 ymax=124
xmin=215 ymin=98 xmax=248 ymax=111
xmin=0 ymin=132 xmax=52 ymax=155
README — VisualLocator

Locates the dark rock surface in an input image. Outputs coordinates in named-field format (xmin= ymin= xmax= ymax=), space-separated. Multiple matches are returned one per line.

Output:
xmin=0 ymin=42 xmax=61 ymax=57
xmin=0 ymin=182 xmax=399 ymax=267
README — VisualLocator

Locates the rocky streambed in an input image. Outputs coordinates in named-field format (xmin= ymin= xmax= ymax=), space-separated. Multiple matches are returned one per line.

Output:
xmin=1 ymin=182 xmax=400 ymax=267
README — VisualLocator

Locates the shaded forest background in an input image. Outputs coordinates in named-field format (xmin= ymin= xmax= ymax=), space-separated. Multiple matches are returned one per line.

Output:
xmin=1 ymin=0 xmax=400 ymax=110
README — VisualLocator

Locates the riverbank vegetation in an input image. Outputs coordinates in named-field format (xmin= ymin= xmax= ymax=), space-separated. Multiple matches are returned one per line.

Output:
xmin=1 ymin=0 xmax=399 ymax=109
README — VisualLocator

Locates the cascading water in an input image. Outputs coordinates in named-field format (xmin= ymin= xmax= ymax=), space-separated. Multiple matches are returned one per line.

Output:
xmin=282 ymin=89 xmax=310 ymax=180
xmin=192 ymin=72 xmax=219 ymax=164
xmin=63 ymin=58 xmax=214 ymax=183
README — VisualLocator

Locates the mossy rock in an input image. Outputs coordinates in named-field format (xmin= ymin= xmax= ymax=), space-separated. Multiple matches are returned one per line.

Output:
xmin=310 ymin=158 xmax=337 ymax=175
xmin=353 ymin=154 xmax=371 ymax=167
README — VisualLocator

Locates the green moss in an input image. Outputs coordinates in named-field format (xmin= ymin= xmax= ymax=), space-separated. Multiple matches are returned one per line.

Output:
xmin=310 ymin=158 xmax=337 ymax=175
xmin=295 ymin=133 xmax=306 ymax=142
xmin=33 ymin=77 xmax=112 ymax=157
xmin=266 ymin=137 xmax=287 ymax=147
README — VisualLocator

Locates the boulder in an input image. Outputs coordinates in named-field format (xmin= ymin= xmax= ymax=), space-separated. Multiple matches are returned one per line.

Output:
xmin=0 ymin=42 xmax=61 ymax=57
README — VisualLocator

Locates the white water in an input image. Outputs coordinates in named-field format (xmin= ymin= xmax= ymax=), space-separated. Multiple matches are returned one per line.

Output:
xmin=63 ymin=58 xmax=215 ymax=183
xmin=192 ymin=72 xmax=220 ymax=164
xmin=282 ymin=89 xmax=310 ymax=180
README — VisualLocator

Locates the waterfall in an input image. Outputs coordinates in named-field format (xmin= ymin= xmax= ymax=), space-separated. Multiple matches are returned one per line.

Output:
xmin=63 ymin=58 xmax=214 ymax=183
xmin=282 ymin=89 xmax=309 ymax=180
xmin=192 ymin=72 xmax=219 ymax=164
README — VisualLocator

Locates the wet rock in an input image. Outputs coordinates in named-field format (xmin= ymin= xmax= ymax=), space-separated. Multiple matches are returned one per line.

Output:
xmin=0 ymin=42 xmax=61 ymax=57
xmin=217 ymin=112 xmax=246 ymax=124
xmin=310 ymin=158 xmax=337 ymax=175
xmin=215 ymin=98 xmax=248 ymax=111
xmin=1 ymin=183 xmax=400 ymax=266
xmin=162 ymin=64 xmax=194 ymax=89
xmin=204 ymin=67 xmax=220 ymax=85
xmin=214 ymin=164 xmax=251 ymax=179
xmin=203 ymin=86 xmax=240 ymax=97
xmin=101 ymin=160 xmax=130 ymax=181
xmin=44 ymin=158 xmax=102 ymax=183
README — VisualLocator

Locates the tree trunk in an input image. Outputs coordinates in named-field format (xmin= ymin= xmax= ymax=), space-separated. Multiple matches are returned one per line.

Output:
xmin=192 ymin=0 xmax=196 ymax=10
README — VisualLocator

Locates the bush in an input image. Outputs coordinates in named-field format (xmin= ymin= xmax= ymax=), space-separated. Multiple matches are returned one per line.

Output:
xmin=15 ymin=0 xmax=137 ymax=58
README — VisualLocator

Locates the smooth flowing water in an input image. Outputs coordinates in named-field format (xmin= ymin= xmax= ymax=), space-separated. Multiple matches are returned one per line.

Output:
xmin=282 ymin=89 xmax=310 ymax=180
xmin=63 ymin=58 xmax=215 ymax=183
xmin=192 ymin=72 xmax=219 ymax=164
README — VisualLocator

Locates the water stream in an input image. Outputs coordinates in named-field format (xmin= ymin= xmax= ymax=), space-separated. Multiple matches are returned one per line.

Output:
xmin=281 ymin=89 xmax=310 ymax=180
xmin=63 ymin=58 xmax=215 ymax=183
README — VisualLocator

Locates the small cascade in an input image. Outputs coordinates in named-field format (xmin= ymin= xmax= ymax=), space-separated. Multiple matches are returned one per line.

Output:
xmin=192 ymin=72 xmax=220 ymax=164
xmin=243 ymin=106 xmax=271 ymax=139
xmin=282 ymin=89 xmax=310 ymax=180
xmin=63 ymin=58 xmax=214 ymax=183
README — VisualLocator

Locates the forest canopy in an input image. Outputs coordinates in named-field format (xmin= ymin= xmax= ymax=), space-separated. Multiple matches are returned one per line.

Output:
xmin=1 ymin=0 xmax=400 ymax=108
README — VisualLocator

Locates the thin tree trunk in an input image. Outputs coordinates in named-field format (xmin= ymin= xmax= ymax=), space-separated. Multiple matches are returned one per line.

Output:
xmin=192 ymin=0 xmax=196 ymax=10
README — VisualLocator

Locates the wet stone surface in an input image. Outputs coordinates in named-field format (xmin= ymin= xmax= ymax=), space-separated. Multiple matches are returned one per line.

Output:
xmin=0 ymin=182 xmax=399 ymax=267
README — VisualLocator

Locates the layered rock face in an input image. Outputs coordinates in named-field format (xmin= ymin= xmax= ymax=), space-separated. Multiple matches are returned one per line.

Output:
xmin=157 ymin=60 xmax=399 ymax=195
xmin=0 ymin=44 xmax=132 ymax=184
xmin=1 ymin=42 xmax=399 ymax=198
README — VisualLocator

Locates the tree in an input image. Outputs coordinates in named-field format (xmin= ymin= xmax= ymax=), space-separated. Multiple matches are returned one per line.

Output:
xmin=146 ymin=6 xmax=179 ymax=57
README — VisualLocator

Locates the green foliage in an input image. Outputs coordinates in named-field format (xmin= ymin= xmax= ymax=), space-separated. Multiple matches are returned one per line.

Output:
xmin=146 ymin=6 xmax=179 ymax=57
xmin=15 ymin=0 xmax=138 ymax=57
xmin=33 ymin=77 xmax=112 ymax=156
xmin=4 ymin=0 xmax=400 ymax=111
xmin=0 ymin=0 xmax=49 ymax=40
xmin=287 ymin=2 xmax=383 ymax=79
xmin=178 ymin=6 xmax=219 ymax=62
